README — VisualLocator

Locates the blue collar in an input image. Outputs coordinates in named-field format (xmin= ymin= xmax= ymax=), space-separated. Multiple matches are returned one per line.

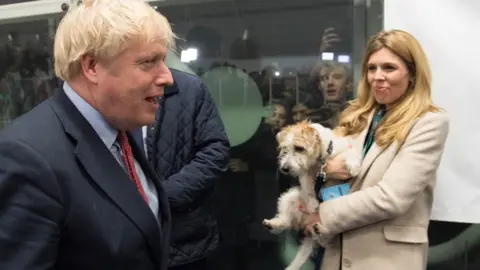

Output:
xmin=63 ymin=83 xmax=118 ymax=149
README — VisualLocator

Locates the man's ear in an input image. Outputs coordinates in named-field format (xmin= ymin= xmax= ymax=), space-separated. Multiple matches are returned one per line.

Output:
xmin=79 ymin=54 xmax=99 ymax=84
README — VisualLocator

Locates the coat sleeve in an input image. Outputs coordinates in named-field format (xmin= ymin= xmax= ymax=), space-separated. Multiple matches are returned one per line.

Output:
xmin=162 ymin=82 xmax=230 ymax=211
xmin=317 ymin=112 xmax=450 ymax=237
xmin=0 ymin=138 xmax=64 ymax=269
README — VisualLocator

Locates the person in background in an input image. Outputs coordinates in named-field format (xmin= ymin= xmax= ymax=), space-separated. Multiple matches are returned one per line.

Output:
xmin=304 ymin=30 xmax=450 ymax=270
xmin=0 ymin=0 xmax=175 ymax=269
xmin=133 ymin=68 xmax=230 ymax=270
xmin=318 ymin=61 xmax=352 ymax=105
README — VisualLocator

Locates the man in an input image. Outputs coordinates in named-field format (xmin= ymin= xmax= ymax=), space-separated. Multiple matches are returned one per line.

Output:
xmin=133 ymin=68 xmax=230 ymax=270
xmin=0 ymin=0 xmax=174 ymax=269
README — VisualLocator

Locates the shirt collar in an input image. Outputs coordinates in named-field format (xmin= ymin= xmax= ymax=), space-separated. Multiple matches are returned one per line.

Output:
xmin=63 ymin=83 xmax=118 ymax=149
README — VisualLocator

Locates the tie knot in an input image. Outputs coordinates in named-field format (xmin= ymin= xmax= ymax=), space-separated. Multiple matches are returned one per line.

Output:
xmin=117 ymin=131 xmax=129 ymax=146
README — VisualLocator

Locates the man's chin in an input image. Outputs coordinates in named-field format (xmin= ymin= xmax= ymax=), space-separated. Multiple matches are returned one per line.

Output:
xmin=131 ymin=115 xmax=156 ymax=129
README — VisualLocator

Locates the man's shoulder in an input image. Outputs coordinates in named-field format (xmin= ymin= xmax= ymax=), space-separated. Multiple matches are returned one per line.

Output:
xmin=169 ymin=68 xmax=205 ymax=95
xmin=0 ymin=99 xmax=62 ymax=150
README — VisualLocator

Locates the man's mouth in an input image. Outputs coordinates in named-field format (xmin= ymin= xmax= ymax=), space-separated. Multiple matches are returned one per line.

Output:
xmin=327 ymin=89 xmax=337 ymax=95
xmin=145 ymin=97 xmax=158 ymax=104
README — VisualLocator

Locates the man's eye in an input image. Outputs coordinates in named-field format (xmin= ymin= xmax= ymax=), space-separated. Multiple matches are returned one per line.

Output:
xmin=141 ymin=58 xmax=159 ymax=68
xmin=144 ymin=59 xmax=156 ymax=65
xmin=294 ymin=146 xmax=305 ymax=152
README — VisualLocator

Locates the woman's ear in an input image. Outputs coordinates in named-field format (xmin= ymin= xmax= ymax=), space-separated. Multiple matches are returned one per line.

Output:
xmin=409 ymin=77 xmax=416 ymax=89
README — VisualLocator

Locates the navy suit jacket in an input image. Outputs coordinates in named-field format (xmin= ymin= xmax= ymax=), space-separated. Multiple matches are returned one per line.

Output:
xmin=0 ymin=89 xmax=171 ymax=270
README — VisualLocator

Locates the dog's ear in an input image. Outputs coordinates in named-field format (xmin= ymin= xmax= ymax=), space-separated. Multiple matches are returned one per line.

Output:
xmin=276 ymin=129 xmax=284 ymax=144
xmin=313 ymin=131 xmax=323 ymax=158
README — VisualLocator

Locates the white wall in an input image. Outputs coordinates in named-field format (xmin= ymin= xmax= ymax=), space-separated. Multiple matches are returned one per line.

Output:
xmin=384 ymin=0 xmax=480 ymax=223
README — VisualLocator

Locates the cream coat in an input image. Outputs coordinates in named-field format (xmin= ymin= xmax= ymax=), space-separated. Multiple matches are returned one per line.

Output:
xmin=318 ymin=111 xmax=450 ymax=270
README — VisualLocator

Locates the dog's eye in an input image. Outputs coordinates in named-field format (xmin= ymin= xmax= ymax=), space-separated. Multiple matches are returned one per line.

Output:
xmin=294 ymin=146 xmax=305 ymax=152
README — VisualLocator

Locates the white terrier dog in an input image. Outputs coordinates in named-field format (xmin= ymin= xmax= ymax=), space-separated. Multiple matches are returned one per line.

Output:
xmin=262 ymin=120 xmax=362 ymax=270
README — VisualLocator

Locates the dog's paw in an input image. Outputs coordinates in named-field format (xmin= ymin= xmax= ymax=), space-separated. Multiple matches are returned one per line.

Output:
xmin=345 ymin=157 xmax=362 ymax=177
xmin=313 ymin=223 xmax=321 ymax=235
xmin=348 ymin=164 xmax=361 ymax=177
xmin=262 ymin=218 xmax=285 ymax=234
xmin=262 ymin=219 xmax=274 ymax=231
xmin=344 ymin=150 xmax=362 ymax=177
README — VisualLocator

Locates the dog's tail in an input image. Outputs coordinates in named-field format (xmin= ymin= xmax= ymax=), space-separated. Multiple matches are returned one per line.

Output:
xmin=285 ymin=237 xmax=315 ymax=270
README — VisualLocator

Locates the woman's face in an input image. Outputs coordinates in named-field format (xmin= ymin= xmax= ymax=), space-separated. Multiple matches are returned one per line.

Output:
xmin=265 ymin=104 xmax=287 ymax=130
xmin=367 ymin=48 xmax=410 ymax=106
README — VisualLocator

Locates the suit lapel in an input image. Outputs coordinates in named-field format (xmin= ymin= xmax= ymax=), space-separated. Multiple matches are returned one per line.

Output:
xmin=49 ymin=89 xmax=162 ymax=267
xmin=130 ymin=127 xmax=146 ymax=157
xmin=129 ymin=128 xmax=172 ymax=270
xmin=129 ymin=133 xmax=171 ymax=231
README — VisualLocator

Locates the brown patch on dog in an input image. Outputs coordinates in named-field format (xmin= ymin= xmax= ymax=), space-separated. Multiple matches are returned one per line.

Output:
xmin=277 ymin=120 xmax=323 ymax=161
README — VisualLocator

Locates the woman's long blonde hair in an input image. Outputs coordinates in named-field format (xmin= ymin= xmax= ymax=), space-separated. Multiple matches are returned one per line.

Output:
xmin=335 ymin=30 xmax=441 ymax=148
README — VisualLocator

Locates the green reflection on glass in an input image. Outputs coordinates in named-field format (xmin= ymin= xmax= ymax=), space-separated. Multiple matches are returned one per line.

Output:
xmin=201 ymin=67 xmax=267 ymax=147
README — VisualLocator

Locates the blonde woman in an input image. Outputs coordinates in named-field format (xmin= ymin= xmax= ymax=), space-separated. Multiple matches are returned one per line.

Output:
xmin=303 ymin=30 xmax=450 ymax=270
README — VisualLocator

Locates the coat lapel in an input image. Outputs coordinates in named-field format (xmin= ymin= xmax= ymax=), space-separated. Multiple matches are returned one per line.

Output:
xmin=49 ymin=89 xmax=163 ymax=268
xmin=353 ymin=110 xmax=386 ymax=181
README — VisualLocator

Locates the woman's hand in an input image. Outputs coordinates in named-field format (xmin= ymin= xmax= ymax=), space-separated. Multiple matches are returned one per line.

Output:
xmin=302 ymin=212 xmax=321 ymax=236
xmin=323 ymin=153 xmax=353 ymax=180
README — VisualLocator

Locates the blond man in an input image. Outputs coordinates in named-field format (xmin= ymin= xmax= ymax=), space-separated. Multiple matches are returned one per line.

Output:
xmin=0 ymin=0 xmax=175 ymax=269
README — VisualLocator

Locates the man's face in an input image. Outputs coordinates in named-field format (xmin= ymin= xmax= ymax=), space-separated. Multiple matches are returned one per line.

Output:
xmin=319 ymin=67 xmax=349 ymax=102
xmin=92 ymin=41 xmax=173 ymax=130
xmin=292 ymin=103 xmax=310 ymax=122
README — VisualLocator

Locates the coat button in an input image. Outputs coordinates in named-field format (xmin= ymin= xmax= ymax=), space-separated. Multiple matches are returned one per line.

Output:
xmin=343 ymin=258 xmax=352 ymax=267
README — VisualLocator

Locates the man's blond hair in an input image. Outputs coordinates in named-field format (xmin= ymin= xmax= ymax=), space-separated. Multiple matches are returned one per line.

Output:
xmin=54 ymin=0 xmax=176 ymax=81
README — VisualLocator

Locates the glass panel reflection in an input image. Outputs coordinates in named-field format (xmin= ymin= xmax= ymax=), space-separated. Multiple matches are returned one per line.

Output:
xmin=160 ymin=1 xmax=355 ymax=269
xmin=0 ymin=17 xmax=60 ymax=129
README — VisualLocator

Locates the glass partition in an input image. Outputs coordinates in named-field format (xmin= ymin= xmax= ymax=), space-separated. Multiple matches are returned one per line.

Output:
xmin=157 ymin=1 xmax=358 ymax=269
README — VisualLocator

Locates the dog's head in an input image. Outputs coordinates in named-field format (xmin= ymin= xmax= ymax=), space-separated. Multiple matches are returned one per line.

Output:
xmin=276 ymin=120 xmax=332 ymax=177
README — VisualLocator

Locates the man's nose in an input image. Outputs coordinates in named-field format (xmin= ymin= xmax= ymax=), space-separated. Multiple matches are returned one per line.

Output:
xmin=155 ymin=65 xmax=174 ymax=87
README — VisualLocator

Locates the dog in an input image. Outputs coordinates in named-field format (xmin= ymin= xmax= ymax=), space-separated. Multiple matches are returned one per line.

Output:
xmin=262 ymin=120 xmax=361 ymax=270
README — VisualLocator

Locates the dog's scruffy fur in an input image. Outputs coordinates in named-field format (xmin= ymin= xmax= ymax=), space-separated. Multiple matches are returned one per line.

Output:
xmin=262 ymin=120 xmax=362 ymax=270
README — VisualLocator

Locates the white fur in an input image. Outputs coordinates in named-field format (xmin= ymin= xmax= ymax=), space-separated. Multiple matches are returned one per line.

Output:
xmin=263 ymin=123 xmax=362 ymax=270
xmin=310 ymin=123 xmax=362 ymax=177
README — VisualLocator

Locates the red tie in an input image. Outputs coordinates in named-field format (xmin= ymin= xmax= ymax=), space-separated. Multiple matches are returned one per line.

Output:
xmin=117 ymin=131 xmax=149 ymax=203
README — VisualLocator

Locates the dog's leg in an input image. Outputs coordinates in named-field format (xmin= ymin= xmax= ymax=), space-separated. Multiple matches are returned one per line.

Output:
xmin=262 ymin=217 xmax=290 ymax=234
xmin=304 ymin=196 xmax=319 ymax=214
xmin=284 ymin=237 xmax=315 ymax=270
xmin=263 ymin=188 xmax=300 ymax=234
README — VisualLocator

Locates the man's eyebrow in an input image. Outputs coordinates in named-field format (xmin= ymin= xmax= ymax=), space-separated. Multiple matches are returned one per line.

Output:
xmin=136 ymin=52 xmax=164 ymax=61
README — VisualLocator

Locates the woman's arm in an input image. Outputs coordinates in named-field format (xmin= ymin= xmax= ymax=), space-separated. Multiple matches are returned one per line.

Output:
xmin=316 ymin=112 xmax=449 ymax=237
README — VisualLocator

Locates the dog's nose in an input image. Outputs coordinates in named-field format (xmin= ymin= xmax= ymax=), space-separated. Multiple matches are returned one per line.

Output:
xmin=280 ymin=167 xmax=290 ymax=174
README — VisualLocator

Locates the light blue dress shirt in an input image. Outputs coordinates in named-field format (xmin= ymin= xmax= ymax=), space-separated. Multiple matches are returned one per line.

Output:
xmin=63 ymin=83 xmax=159 ymax=219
